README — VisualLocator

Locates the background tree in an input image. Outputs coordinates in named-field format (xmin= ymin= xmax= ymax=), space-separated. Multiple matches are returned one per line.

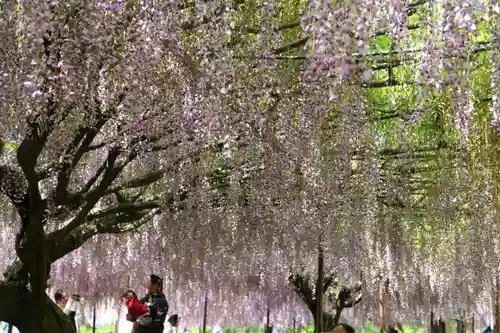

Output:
xmin=289 ymin=266 xmax=362 ymax=331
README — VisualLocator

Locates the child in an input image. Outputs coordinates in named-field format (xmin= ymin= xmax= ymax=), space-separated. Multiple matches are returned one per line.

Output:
xmin=122 ymin=290 xmax=152 ymax=333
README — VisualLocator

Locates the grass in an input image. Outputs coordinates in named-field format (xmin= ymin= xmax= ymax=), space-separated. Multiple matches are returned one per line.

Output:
xmin=80 ymin=324 xmax=115 ymax=333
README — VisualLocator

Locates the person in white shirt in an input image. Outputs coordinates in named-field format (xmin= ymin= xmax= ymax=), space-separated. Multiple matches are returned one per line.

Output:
xmin=64 ymin=294 xmax=85 ymax=333
xmin=54 ymin=290 xmax=84 ymax=333
xmin=163 ymin=314 xmax=179 ymax=333
xmin=212 ymin=323 xmax=224 ymax=333
xmin=116 ymin=302 xmax=135 ymax=333
xmin=0 ymin=322 xmax=19 ymax=333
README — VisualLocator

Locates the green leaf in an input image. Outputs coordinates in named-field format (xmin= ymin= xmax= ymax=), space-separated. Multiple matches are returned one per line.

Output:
xmin=374 ymin=35 xmax=392 ymax=52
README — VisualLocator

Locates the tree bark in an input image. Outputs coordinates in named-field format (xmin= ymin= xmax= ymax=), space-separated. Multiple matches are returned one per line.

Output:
xmin=0 ymin=280 xmax=76 ymax=333
xmin=0 ymin=262 xmax=76 ymax=333
xmin=306 ymin=302 xmax=336 ymax=332
xmin=289 ymin=268 xmax=362 ymax=332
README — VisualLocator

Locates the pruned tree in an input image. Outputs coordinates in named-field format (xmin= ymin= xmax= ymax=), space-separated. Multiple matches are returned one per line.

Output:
xmin=289 ymin=266 xmax=362 ymax=331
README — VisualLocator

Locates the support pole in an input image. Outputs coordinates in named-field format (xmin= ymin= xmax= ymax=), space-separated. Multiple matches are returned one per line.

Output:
xmin=463 ymin=311 xmax=467 ymax=333
xmin=92 ymin=305 xmax=97 ymax=333
xmin=203 ymin=292 xmax=208 ymax=333
xmin=431 ymin=311 xmax=435 ymax=333
xmin=266 ymin=305 xmax=271 ymax=333
xmin=293 ymin=318 xmax=296 ymax=333
xmin=315 ymin=242 xmax=324 ymax=333
xmin=439 ymin=318 xmax=445 ymax=333
xmin=384 ymin=278 xmax=390 ymax=330
xmin=115 ymin=306 xmax=121 ymax=333
xmin=378 ymin=275 xmax=385 ymax=333
xmin=7 ymin=323 xmax=12 ymax=333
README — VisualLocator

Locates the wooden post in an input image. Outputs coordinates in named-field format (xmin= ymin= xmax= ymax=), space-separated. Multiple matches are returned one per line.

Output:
xmin=202 ymin=292 xmax=208 ymax=333
xmin=463 ymin=311 xmax=467 ymax=333
xmin=315 ymin=243 xmax=324 ymax=333
xmin=115 ymin=305 xmax=121 ymax=333
xmin=92 ymin=305 xmax=97 ymax=333
xmin=439 ymin=318 xmax=445 ymax=333
xmin=266 ymin=305 xmax=271 ymax=333
xmin=430 ymin=311 xmax=435 ymax=333
xmin=378 ymin=275 xmax=385 ymax=333
xmin=384 ymin=278 xmax=390 ymax=331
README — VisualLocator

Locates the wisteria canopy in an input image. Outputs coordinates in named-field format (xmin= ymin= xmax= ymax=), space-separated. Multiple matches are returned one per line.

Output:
xmin=0 ymin=0 xmax=499 ymax=331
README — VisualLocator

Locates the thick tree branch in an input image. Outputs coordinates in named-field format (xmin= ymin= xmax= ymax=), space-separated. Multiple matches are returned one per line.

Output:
xmin=0 ymin=165 xmax=29 ymax=219
xmin=330 ymin=282 xmax=363 ymax=324
xmin=53 ymin=89 xmax=127 ymax=203
xmin=86 ymin=200 xmax=160 ymax=221
xmin=104 ymin=169 xmax=165 ymax=195
xmin=51 ymin=132 xmax=163 ymax=238
xmin=46 ymin=208 xmax=159 ymax=262
xmin=17 ymin=118 xmax=54 ymax=205
xmin=50 ymin=139 xmax=169 ymax=222
xmin=323 ymin=270 xmax=338 ymax=293
xmin=50 ymin=147 xmax=123 ymax=238
xmin=289 ymin=269 xmax=316 ymax=311
xmin=94 ymin=209 xmax=158 ymax=234
xmin=54 ymin=112 xmax=111 ymax=204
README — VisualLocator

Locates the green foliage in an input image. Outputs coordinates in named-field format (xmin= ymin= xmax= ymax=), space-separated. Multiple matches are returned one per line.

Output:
xmin=80 ymin=324 xmax=114 ymax=333
xmin=373 ymin=36 xmax=392 ymax=52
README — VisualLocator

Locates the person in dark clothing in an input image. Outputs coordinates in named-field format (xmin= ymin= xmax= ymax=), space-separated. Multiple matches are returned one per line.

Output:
xmin=67 ymin=294 xmax=82 ymax=332
xmin=128 ymin=274 xmax=169 ymax=333
xmin=54 ymin=290 xmax=69 ymax=309
xmin=54 ymin=290 xmax=83 ymax=332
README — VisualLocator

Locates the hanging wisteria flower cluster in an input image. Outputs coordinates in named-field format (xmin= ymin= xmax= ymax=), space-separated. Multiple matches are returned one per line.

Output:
xmin=0 ymin=0 xmax=499 ymax=330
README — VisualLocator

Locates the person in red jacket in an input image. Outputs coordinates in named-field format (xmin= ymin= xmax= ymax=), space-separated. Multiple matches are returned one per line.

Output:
xmin=122 ymin=290 xmax=152 ymax=333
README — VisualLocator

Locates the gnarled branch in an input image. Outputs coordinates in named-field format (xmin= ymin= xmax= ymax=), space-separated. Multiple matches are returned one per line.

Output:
xmin=46 ymin=207 xmax=159 ymax=262
xmin=0 ymin=165 xmax=29 ymax=220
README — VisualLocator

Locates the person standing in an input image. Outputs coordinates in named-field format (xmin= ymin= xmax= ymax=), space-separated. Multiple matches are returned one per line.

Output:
xmin=117 ymin=302 xmax=135 ymax=333
xmin=54 ymin=290 xmax=84 ymax=333
xmin=65 ymin=294 xmax=85 ymax=333
xmin=54 ymin=290 xmax=69 ymax=309
xmin=163 ymin=315 xmax=179 ymax=333
xmin=128 ymin=274 xmax=168 ymax=333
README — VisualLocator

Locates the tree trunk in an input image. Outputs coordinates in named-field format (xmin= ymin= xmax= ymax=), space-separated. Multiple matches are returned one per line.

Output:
xmin=0 ymin=280 xmax=76 ymax=333
xmin=308 ymin=303 xmax=336 ymax=332
xmin=0 ymin=262 xmax=76 ymax=333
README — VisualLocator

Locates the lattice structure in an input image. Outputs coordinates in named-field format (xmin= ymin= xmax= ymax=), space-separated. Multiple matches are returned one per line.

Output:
xmin=0 ymin=0 xmax=498 ymax=330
